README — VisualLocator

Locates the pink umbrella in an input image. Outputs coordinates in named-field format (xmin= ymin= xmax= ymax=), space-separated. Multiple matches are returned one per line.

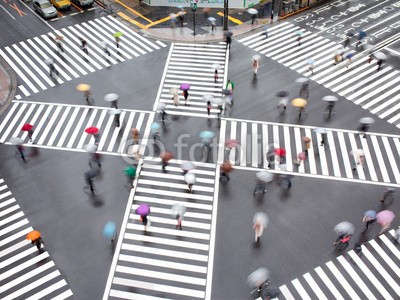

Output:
xmin=180 ymin=83 xmax=190 ymax=91
xmin=225 ymin=139 xmax=238 ymax=148
xmin=298 ymin=152 xmax=306 ymax=160
xmin=376 ymin=210 xmax=395 ymax=225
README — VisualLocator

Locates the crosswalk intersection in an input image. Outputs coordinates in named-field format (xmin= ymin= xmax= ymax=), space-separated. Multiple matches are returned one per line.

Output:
xmin=279 ymin=230 xmax=400 ymax=300
xmin=220 ymin=118 xmax=400 ymax=185
xmin=155 ymin=43 xmax=228 ymax=118
xmin=238 ymin=22 xmax=400 ymax=128
xmin=104 ymin=159 xmax=216 ymax=300
xmin=0 ymin=16 xmax=166 ymax=98
xmin=0 ymin=101 xmax=153 ymax=154
xmin=0 ymin=177 xmax=73 ymax=300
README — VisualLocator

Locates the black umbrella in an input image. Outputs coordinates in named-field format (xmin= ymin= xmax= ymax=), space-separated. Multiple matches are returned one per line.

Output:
xmin=224 ymin=31 xmax=233 ymax=37
xmin=346 ymin=32 xmax=355 ymax=37
xmin=262 ymin=286 xmax=281 ymax=298
xmin=276 ymin=91 xmax=289 ymax=97
xmin=222 ymin=89 xmax=231 ymax=95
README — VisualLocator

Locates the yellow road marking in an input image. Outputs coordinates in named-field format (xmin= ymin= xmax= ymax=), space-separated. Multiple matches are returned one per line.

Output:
xmin=115 ymin=0 xmax=153 ymax=23
xmin=71 ymin=2 xmax=82 ymax=11
xmin=217 ymin=12 xmax=243 ymax=24
xmin=117 ymin=12 xmax=146 ymax=29
xmin=144 ymin=11 xmax=187 ymax=29
xmin=57 ymin=11 xmax=63 ymax=17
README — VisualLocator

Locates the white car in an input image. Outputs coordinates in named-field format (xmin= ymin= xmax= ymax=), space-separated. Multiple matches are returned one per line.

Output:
xmin=71 ymin=0 xmax=93 ymax=7
xmin=33 ymin=0 xmax=58 ymax=18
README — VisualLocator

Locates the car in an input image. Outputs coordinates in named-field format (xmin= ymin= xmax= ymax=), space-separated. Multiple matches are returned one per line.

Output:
xmin=33 ymin=0 xmax=58 ymax=18
xmin=71 ymin=0 xmax=93 ymax=7
xmin=50 ymin=0 xmax=71 ymax=10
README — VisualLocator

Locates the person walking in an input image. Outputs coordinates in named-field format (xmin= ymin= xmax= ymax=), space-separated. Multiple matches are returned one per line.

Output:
xmin=226 ymin=79 xmax=234 ymax=94
xmin=141 ymin=214 xmax=149 ymax=232
xmin=89 ymin=152 xmax=102 ymax=168
xmin=111 ymin=100 xmax=118 ymax=109
xmin=296 ymin=31 xmax=303 ymax=46
xmin=84 ymin=169 xmax=97 ymax=194
xmin=252 ymin=59 xmax=259 ymax=76
xmin=115 ymin=36 xmax=120 ymax=48
xmin=184 ymin=172 xmax=196 ymax=193
xmin=131 ymin=128 xmax=140 ymax=144
xmin=84 ymin=89 xmax=92 ymax=104
xmin=253 ymin=212 xmax=268 ymax=243
xmin=160 ymin=152 xmax=173 ymax=172
xmin=207 ymin=101 xmax=212 ymax=116
xmin=358 ymin=123 xmax=369 ymax=138
xmin=124 ymin=165 xmax=136 ymax=189
xmin=16 ymin=145 xmax=26 ymax=162
xmin=251 ymin=14 xmax=258 ymax=25
xmin=214 ymin=69 xmax=218 ymax=83
xmin=377 ymin=59 xmax=384 ymax=71
xmin=101 ymin=41 xmax=111 ymax=56
xmin=220 ymin=161 xmax=233 ymax=182
xmin=80 ymin=38 xmax=88 ymax=54
xmin=343 ymin=35 xmax=351 ymax=48
xmin=27 ymin=128 xmax=34 ymax=142
xmin=302 ymin=136 xmax=311 ymax=156
xmin=266 ymin=146 xmax=275 ymax=169
xmin=54 ymin=38 xmax=64 ymax=53
xmin=31 ymin=236 xmax=44 ymax=253
xmin=352 ymin=150 xmax=365 ymax=171
xmin=325 ymin=101 xmax=335 ymax=119
xmin=46 ymin=59 xmax=59 ymax=78
xmin=172 ymin=92 xmax=179 ymax=106
xmin=380 ymin=187 xmax=395 ymax=203
xmin=217 ymin=105 xmax=223 ymax=119
xmin=225 ymin=35 xmax=232 ymax=49
xmin=183 ymin=90 xmax=189 ymax=105
xmin=211 ymin=20 xmax=216 ymax=33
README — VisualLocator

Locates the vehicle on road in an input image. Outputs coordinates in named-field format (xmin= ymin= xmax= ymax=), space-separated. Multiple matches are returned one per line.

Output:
xmin=33 ymin=0 xmax=58 ymax=18
xmin=71 ymin=0 xmax=93 ymax=7
xmin=50 ymin=0 xmax=71 ymax=9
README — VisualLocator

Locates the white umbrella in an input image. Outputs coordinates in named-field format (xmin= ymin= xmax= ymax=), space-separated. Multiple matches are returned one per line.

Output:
xmin=211 ymin=98 xmax=224 ymax=106
xmin=252 ymin=54 xmax=261 ymax=61
xmin=296 ymin=30 xmax=303 ymax=36
xmin=278 ymin=164 xmax=287 ymax=171
xmin=203 ymin=94 xmax=214 ymax=102
xmin=247 ymin=8 xmax=258 ymax=14
xmin=211 ymin=63 xmax=221 ymax=70
xmin=359 ymin=117 xmax=375 ymax=124
xmin=307 ymin=58 xmax=315 ymax=65
xmin=253 ymin=212 xmax=269 ymax=228
xmin=207 ymin=17 xmax=216 ymax=22
xmin=128 ymin=144 xmax=142 ymax=156
xmin=295 ymin=77 xmax=309 ymax=83
xmin=181 ymin=161 xmax=195 ymax=171
xmin=334 ymin=221 xmax=355 ymax=235
xmin=322 ymin=95 xmax=339 ymax=102
xmin=83 ymin=144 xmax=98 ymax=153
xmin=184 ymin=172 xmax=196 ymax=184
xmin=171 ymin=203 xmax=186 ymax=218
xmin=247 ymin=267 xmax=270 ymax=288
xmin=44 ymin=58 xmax=54 ymax=65
xmin=374 ymin=52 xmax=387 ymax=60
xmin=104 ymin=93 xmax=119 ymax=102
xmin=256 ymin=171 xmax=274 ymax=183
xmin=108 ymin=108 xmax=122 ymax=115
xmin=157 ymin=103 xmax=167 ymax=111
xmin=169 ymin=87 xmax=178 ymax=95
xmin=9 ymin=137 xmax=23 ymax=145
xmin=313 ymin=128 xmax=327 ymax=134
xmin=350 ymin=149 xmax=365 ymax=157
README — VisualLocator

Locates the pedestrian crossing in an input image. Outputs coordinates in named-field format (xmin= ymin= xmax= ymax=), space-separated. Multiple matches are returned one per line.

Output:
xmin=104 ymin=159 xmax=216 ymax=299
xmin=238 ymin=22 xmax=400 ymax=128
xmin=0 ymin=100 xmax=153 ymax=154
xmin=155 ymin=42 xmax=229 ymax=118
xmin=0 ymin=16 xmax=166 ymax=98
xmin=278 ymin=230 xmax=400 ymax=300
xmin=220 ymin=118 xmax=400 ymax=185
xmin=0 ymin=177 xmax=73 ymax=299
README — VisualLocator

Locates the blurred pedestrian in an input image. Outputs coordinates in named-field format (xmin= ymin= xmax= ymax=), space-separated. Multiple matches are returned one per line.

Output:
xmin=131 ymin=128 xmax=140 ymax=144
xmin=16 ymin=145 xmax=26 ymax=162
xmin=377 ymin=59 xmax=384 ymax=71
xmin=111 ymin=100 xmax=118 ymax=109
xmin=171 ymin=204 xmax=186 ymax=230
xmin=354 ymin=242 xmax=363 ymax=257
xmin=251 ymin=14 xmax=258 ymax=25
xmin=299 ymin=82 xmax=309 ymax=99
xmin=211 ymin=20 xmax=216 ymax=33
xmin=124 ymin=165 xmax=136 ymax=188
xmin=27 ymin=129 xmax=34 ymax=142
xmin=93 ymin=133 xmax=100 ymax=145
xmin=325 ymin=101 xmax=335 ymax=119
xmin=184 ymin=172 xmax=196 ymax=193
xmin=296 ymin=31 xmax=303 ymax=46
xmin=84 ymin=169 xmax=98 ymax=194
xmin=217 ymin=105 xmax=223 ymax=118
xmin=266 ymin=146 xmax=275 ymax=169
xmin=343 ymin=35 xmax=351 ymax=48
xmin=54 ymin=37 xmax=64 ymax=53
xmin=183 ymin=90 xmax=189 ymax=105
xmin=214 ymin=69 xmax=218 ymax=83
xmin=80 ymin=38 xmax=88 ymax=54
xmin=141 ymin=215 xmax=148 ymax=232
xmin=178 ymin=12 xmax=184 ymax=27
xmin=352 ymin=150 xmax=365 ymax=171
xmin=302 ymin=136 xmax=311 ymax=156
xmin=46 ymin=59 xmax=59 ymax=78
xmin=101 ymin=41 xmax=111 ymax=56
xmin=114 ymin=113 xmax=120 ymax=127
xmin=225 ymin=35 xmax=232 ymax=49
xmin=160 ymin=151 xmax=173 ymax=172
xmin=220 ymin=161 xmax=233 ymax=182
xmin=226 ymin=79 xmax=234 ymax=94
xmin=345 ymin=53 xmax=353 ymax=68
xmin=172 ymin=92 xmax=179 ymax=106
xmin=207 ymin=100 xmax=212 ymax=116
xmin=89 ymin=152 xmax=102 ymax=168
xmin=358 ymin=123 xmax=369 ymax=138
xmin=252 ymin=59 xmax=259 ymax=76
xmin=32 ymin=236 xmax=44 ymax=253
xmin=253 ymin=212 xmax=268 ymax=243
xmin=84 ymin=89 xmax=92 ymax=105
xmin=380 ymin=187 xmax=395 ymax=203
xmin=115 ymin=35 xmax=120 ymax=48
xmin=103 ymin=222 xmax=117 ymax=243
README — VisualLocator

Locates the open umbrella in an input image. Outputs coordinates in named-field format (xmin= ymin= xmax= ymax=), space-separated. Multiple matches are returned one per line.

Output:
xmin=211 ymin=98 xmax=224 ymax=106
xmin=157 ymin=103 xmax=167 ymax=112
xmin=104 ymin=93 xmax=119 ymax=102
xmin=376 ymin=210 xmax=395 ymax=225
xmin=128 ymin=144 xmax=141 ymax=157
xmin=322 ymin=95 xmax=339 ymax=102
xmin=169 ymin=87 xmax=178 ymax=95
xmin=207 ymin=17 xmax=216 ymax=22
xmin=359 ymin=117 xmax=375 ymax=124
xmin=85 ymin=127 xmax=99 ymax=135
xmin=26 ymin=230 xmax=41 ymax=241
xmin=223 ymin=31 xmax=233 ymax=37
xmin=253 ymin=212 xmax=269 ymax=228
xmin=256 ymin=171 xmax=274 ymax=183
xmin=296 ymin=30 xmax=303 ymax=36
xmin=211 ymin=63 xmax=221 ymax=70
xmin=83 ymin=144 xmax=97 ymax=153
xmin=278 ymin=164 xmax=287 ymax=171
xmin=21 ymin=124 xmax=33 ymax=131
xmin=160 ymin=151 xmax=173 ymax=161
xmin=199 ymin=130 xmax=215 ymax=140
xmin=222 ymin=89 xmax=231 ymax=95
xmin=295 ymin=77 xmax=309 ymax=83
xmin=150 ymin=122 xmax=161 ymax=131
xmin=113 ymin=31 xmax=123 ymax=37
xmin=103 ymin=222 xmax=117 ymax=240
xmin=171 ymin=203 xmax=186 ymax=218
xmin=291 ymin=98 xmax=307 ymax=108
xmin=364 ymin=210 xmax=377 ymax=219
xmin=225 ymin=139 xmax=238 ymax=148
xmin=346 ymin=31 xmax=355 ymax=37
xmin=334 ymin=221 xmax=355 ymax=235
xmin=247 ymin=8 xmax=258 ymax=14
xmin=221 ymin=161 xmax=234 ymax=173
xmin=181 ymin=162 xmax=195 ymax=171
xmin=136 ymin=203 xmax=150 ymax=216
xmin=276 ymin=91 xmax=289 ymax=97
xmin=302 ymin=136 xmax=311 ymax=142
xmin=247 ymin=267 xmax=270 ymax=288
xmin=180 ymin=83 xmax=190 ymax=91
xmin=374 ymin=52 xmax=387 ymax=60
xmin=9 ymin=137 xmax=24 ymax=145
xmin=44 ymin=58 xmax=54 ymax=66
xmin=307 ymin=58 xmax=315 ymax=65
xmin=298 ymin=152 xmax=306 ymax=160
xmin=203 ymin=94 xmax=214 ymax=102
xmin=202 ymin=7 xmax=211 ymax=13
xmin=274 ymin=148 xmax=286 ymax=156
xmin=77 ymin=84 xmax=90 ymax=92
xmin=55 ymin=35 xmax=64 ymax=40
xmin=350 ymin=149 xmax=364 ymax=157
xmin=184 ymin=172 xmax=196 ymax=184
xmin=263 ymin=286 xmax=281 ymax=298
xmin=252 ymin=54 xmax=261 ymax=61
xmin=314 ymin=128 xmax=327 ymax=134
xmin=108 ymin=108 xmax=122 ymax=115
xmin=124 ymin=166 xmax=136 ymax=177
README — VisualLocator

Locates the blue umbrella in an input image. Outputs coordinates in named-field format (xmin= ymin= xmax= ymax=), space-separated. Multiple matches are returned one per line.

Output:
xmin=103 ymin=222 xmax=116 ymax=240
xmin=364 ymin=210 xmax=377 ymax=219
xmin=150 ymin=122 xmax=160 ymax=131
xmin=199 ymin=131 xmax=215 ymax=140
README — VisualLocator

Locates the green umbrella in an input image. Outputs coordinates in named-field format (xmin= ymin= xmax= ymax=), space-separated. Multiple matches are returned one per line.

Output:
xmin=113 ymin=31 xmax=123 ymax=37
xmin=124 ymin=166 xmax=136 ymax=177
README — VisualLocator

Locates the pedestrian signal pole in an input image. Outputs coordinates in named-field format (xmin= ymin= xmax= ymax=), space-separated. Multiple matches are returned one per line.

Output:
xmin=223 ymin=0 xmax=229 ymax=30
xmin=191 ymin=2 xmax=197 ymax=36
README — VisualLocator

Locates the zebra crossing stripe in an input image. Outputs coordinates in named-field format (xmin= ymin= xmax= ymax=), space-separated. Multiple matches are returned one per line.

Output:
xmin=303 ymin=273 xmax=328 ymax=300
xmin=369 ymin=240 xmax=400 ymax=278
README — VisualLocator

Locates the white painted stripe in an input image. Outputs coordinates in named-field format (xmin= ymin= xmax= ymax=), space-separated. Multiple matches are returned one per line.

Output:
xmin=315 ymin=132 xmax=328 ymax=176
xmin=107 ymin=112 xmax=126 ymax=152
xmin=294 ymin=127 xmax=305 ymax=173
xmin=0 ymin=219 xmax=29 ymax=236
xmin=348 ymin=251 xmax=393 ymax=300
xmin=0 ymin=239 xmax=29 ymax=258
xmin=376 ymin=94 xmax=400 ymax=117
xmin=239 ymin=122 xmax=247 ymax=166
xmin=142 ymin=164 xmax=215 ymax=176
xmin=369 ymin=239 xmax=400 ymax=278
xmin=117 ymin=112 xmax=135 ymax=153
xmin=97 ymin=115 xmax=114 ymax=150
xmin=326 ymin=261 xmax=360 ymax=300
xmin=77 ymin=108 xmax=99 ymax=149
xmin=0 ymin=102 xmax=27 ymax=143
xmin=327 ymin=131 xmax=341 ymax=177
xmin=303 ymin=272 xmax=328 ymax=300
xmin=337 ymin=132 xmax=353 ymax=179
xmin=127 ymin=223 xmax=210 ymax=240
xmin=109 ymin=290 xmax=167 ymax=300
xmin=282 ymin=126 xmax=293 ymax=171
xmin=156 ymin=40 xmax=166 ymax=47
xmin=0 ymin=227 xmax=32 ymax=248
xmin=315 ymin=266 xmax=345 ymax=300
xmin=0 ymin=103 xmax=19 ymax=135
xmin=48 ymin=106 xmax=70 ymax=146
xmin=51 ymin=289 xmax=73 ymax=300
xmin=370 ymin=136 xmax=390 ymax=182
xmin=326 ymin=62 xmax=372 ymax=89
xmin=67 ymin=108 xmax=89 ymax=148
xmin=379 ymin=233 xmax=400 ymax=260
xmin=348 ymin=133 xmax=365 ymax=180
xmin=337 ymin=256 xmax=376 ymax=300
xmin=31 ymin=105 xmax=53 ymax=142
xmin=279 ymin=284 xmax=296 ymax=300
xmin=134 ymin=195 xmax=212 ymax=210
xmin=1 ymin=250 xmax=48 ymax=280
xmin=0 ymin=191 xmax=12 ymax=201
xmin=0 ymin=211 xmax=24 ymax=227
xmin=0 ymin=204 xmax=19 ymax=217
xmin=38 ymin=105 xmax=62 ymax=145
xmin=364 ymin=83 xmax=400 ymax=111
xmin=305 ymin=128 xmax=317 ymax=174
xmin=26 ymin=280 xmax=68 ymax=300
xmin=139 ymin=171 xmax=214 ymax=184
xmin=262 ymin=124 xmax=268 ymax=169
xmin=129 ymin=214 xmax=210 ymax=230
xmin=381 ymin=137 xmax=400 ymax=183
xmin=131 ymin=205 xmax=211 ymax=220
xmin=138 ymin=179 xmax=214 ymax=192
xmin=251 ymin=123 xmax=259 ymax=167
xmin=57 ymin=107 xmax=79 ymax=147
xmin=0 ymin=198 xmax=15 ymax=209
xmin=11 ymin=104 xmax=36 ymax=139
xmin=292 ymin=278 xmax=312 ymax=300
xmin=360 ymin=136 xmax=378 ymax=181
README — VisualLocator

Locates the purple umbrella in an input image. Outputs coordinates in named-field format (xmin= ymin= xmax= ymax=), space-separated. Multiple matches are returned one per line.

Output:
xmin=136 ymin=203 xmax=150 ymax=216
xmin=376 ymin=210 xmax=395 ymax=225
xmin=180 ymin=83 xmax=190 ymax=91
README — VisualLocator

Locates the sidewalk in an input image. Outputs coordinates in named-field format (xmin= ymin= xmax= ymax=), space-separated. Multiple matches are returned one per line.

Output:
xmin=0 ymin=56 xmax=16 ymax=114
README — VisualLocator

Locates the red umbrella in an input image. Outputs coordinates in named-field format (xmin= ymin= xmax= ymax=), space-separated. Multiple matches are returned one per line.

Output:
xmin=225 ymin=139 xmax=238 ymax=148
xmin=274 ymin=148 xmax=286 ymax=156
xmin=85 ymin=127 xmax=99 ymax=134
xmin=21 ymin=124 xmax=33 ymax=131
xmin=160 ymin=152 xmax=173 ymax=162
xmin=221 ymin=161 xmax=234 ymax=173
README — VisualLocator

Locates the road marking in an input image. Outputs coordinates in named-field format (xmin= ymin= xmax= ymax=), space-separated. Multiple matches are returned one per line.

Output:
xmin=216 ymin=12 xmax=243 ymax=24
xmin=114 ymin=0 xmax=153 ymax=23
xmin=0 ymin=4 xmax=15 ymax=19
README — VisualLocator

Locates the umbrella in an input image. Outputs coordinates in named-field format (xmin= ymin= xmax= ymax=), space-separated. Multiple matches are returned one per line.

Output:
xmin=203 ymin=94 xmax=214 ymax=101
xmin=225 ymin=139 xmax=238 ymax=148
xmin=276 ymin=91 xmax=289 ymax=97
xmin=169 ymin=13 xmax=177 ymax=19
xmin=99 ymin=41 xmax=107 ymax=49
xmin=157 ymin=103 xmax=167 ymax=112
xmin=202 ymin=7 xmax=211 ymax=13
xmin=346 ymin=32 xmax=355 ymax=37
xmin=350 ymin=149 xmax=364 ymax=157
xmin=364 ymin=210 xmax=377 ymax=219
xmin=104 ymin=93 xmax=119 ymax=102
xmin=223 ymin=31 xmax=233 ymax=37
xmin=184 ymin=172 xmax=196 ymax=184
xmin=298 ymin=152 xmax=306 ymax=160
xmin=83 ymin=144 xmax=97 ymax=153
xmin=180 ymin=83 xmax=190 ymax=91
xmin=136 ymin=203 xmax=150 ymax=216
xmin=307 ymin=58 xmax=315 ymax=65
xmin=9 ymin=137 xmax=23 ymax=145
xmin=376 ymin=210 xmax=395 ymax=225
xmin=334 ymin=221 xmax=355 ymax=235
xmin=278 ymin=164 xmax=287 ymax=171
xmin=85 ymin=127 xmax=99 ymax=134
xmin=359 ymin=117 xmax=375 ymax=124
xmin=21 ymin=124 xmax=33 ymax=131
xmin=221 ymin=161 xmax=233 ymax=173
xmin=44 ymin=58 xmax=54 ymax=65
xmin=128 ymin=145 xmax=141 ymax=157
xmin=291 ymin=98 xmax=307 ymax=108
xmin=199 ymin=130 xmax=215 ymax=140
xmin=160 ymin=151 xmax=173 ymax=161
xmin=253 ymin=212 xmax=269 ymax=228
xmin=108 ymin=108 xmax=122 ymax=115
xmin=256 ymin=171 xmax=274 ymax=183
xmin=302 ymin=136 xmax=311 ymax=142
xmin=124 ymin=166 xmax=136 ymax=177
xmin=103 ymin=222 xmax=116 ymax=240
xmin=359 ymin=31 xmax=366 ymax=38
xmin=322 ymin=95 xmax=339 ymax=102
xmin=207 ymin=17 xmax=216 ymax=22
xmin=211 ymin=98 xmax=224 ymax=105
xmin=169 ymin=87 xmax=178 ymax=95
xmin=150 ymin=122 xmax=161 ymax=131
xmin=296 ymin=30 xmax=303 ymax=36
xmin=181 ymin=162 xmax=195 ymax=171
xmin=374 ymin=52 xmax=387 ymax=60
xmin=171 ymin=203 xmax=186 ymax=218
xmin=247 ymin=267 xmax=270 ymax=288
xmin=55 ymin=35 xmax=64 ymax=40
xmin=113 ymin=31 xmax=123 ymax=37
xmin=295 ymin=77 xmax=309 ymax=83
xmin=263 ymin=286 xmax=281 ymax=298
xmin=346 ymin=53 xmax=354 ymax=59
xmin=252 ymin=54 xmax=261 ymax=61
xmin=76 ymin=84 xmax=90 ymax=92
xmin=26 ymin=230 xmax=41 ymax=241
xmin=211 ymin=63 xmax=221 ymax=70
xmin=222 ymin=89 xmax=231 ymax=95
xmin=274 ymin=148 xmax=286 ymax=156
xmin=85 ymin=169 xmax=98 ymax=179
xmin=247 ymin=8 xmax=258 ymax=14
xmin=314 ymin=128 xmax=327 ymax=134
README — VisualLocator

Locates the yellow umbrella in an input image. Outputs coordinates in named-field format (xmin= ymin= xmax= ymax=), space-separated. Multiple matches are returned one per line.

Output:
xmin=291 ymin=98 xmax=307 ymax=108
xmin=76 ymin=84 xmax=90 ymax=92
xmin=26 ymin=230 xmax=41 ymax=241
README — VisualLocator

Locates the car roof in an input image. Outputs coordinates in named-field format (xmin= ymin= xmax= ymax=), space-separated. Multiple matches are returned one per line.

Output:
xmin=34 ymin=0 xmax=51 ymax=4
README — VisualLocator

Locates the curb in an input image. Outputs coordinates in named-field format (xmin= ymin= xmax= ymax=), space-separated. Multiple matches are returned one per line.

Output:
xmin=0 ymin=55 xmax=17 ymax=115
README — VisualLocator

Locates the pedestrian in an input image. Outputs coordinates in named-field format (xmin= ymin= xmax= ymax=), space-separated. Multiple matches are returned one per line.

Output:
xmin=296 ymin=31 xmax=302 ymax=46
xmin=278 ymin=174 xmax=292 ymax=190
xmin=320 ymin=133 xmax=326 ymax=146
xmin=160 ymin=109 xmax=167 ymax=124
xmin=80 ymin=38 xmax=88 ymax=54
xmin=307 ymin=59 xmax=315 ymax=74
xmin=298 ymin=106 xmax=305 ymax=119
xmin=343 ymin=35 xmax=351 ymax=48
xmin=345 ymin=53 xmax=353 ymax=68
xmin=184 ymin=172 xmax=196 ymax=193
xmin=377 ymin=59 xmax=384 ymax=71
xmin=27 ymin=129 xmax=34 ymax=142
xmin=101 ymin=41 xmax=111 ymax=56
xmin=207 ymin=100 xmax=212 ymax=116
xmin=220 ymin=161 xmax=233 ymax=182
xmin=211 ymin=20 xmax=216 ymax=33
xmin=333 ymin=53 xmax=342 ymax=65
xmin=54 ymin=38 xmax=64 ymax=53
xmin=31 ymin=236 xmax=44 ymax=253
xmin=141 ymin=215 xmax=148 ymax=232
xmin=380 ymin=187 xmax=395 ymax=203
xmin=16 ymin=145 xmax=26 ymax=162
xmin=264 ymin=28 xmax=268 ymax=39
xmin=217 ymin=105 xmax=223 ymax=118
xmin=176 ymin=214 xmax=183 ymax=230
xmin=172 ymin=93 xmax=179 ymax=106
xmin=114 ymin=113 xmax=120 ymax=127
xmin=226 ymin=79 xmax=234 ymax=94
xmin=111 ymin=100 xmax=118 ymax=109
xmin=89 ymin=152 xmax=102 ymax=168
xmin=252 ymin=59 xmax=259 ymax=76
xmin=358 ymin=123 xmax=369 ymax=138
xmin=325 ymin=101 xmax=335 ymax=119
xmin=183 ymin=90 xmax=189 ymax=105
xmin=178 ymin=12 xmax=184 ymax=27
xmin=84 ymin=89 xmax=92 ymax=104
xmin=253 ymin=212 xmax=268 ymax=243
xmin=214 ymin=69 xmax=218 ymax=83
xmin=115 ymin=36 xmax=120 ymax=48
xmin=251 ymin=14 xmax=258 ymax=25
xmin=354 ymin=242 xmax=363 ymax=257
xmin=124 ymin=165 xmax=136 ymax=188
xmin=160 ymin=152 xmax=173 ymax=172
xmin=302 ymin=136 xmax=311 ymax=156
xmin=225 ymin=35 xmax=232 ymax=49
xmin=131 ymin=128 xmax=140 ymax=144
xmin=46 ymin=59 xmax=59 ymax=78
xmin=362 ymin=212 xmax=376 ymax=231
xmin=356 ymin=30 xmax=366 ymax=49
xmin=266 ymin=146 xmax=275 ymax=169
xmin=299 ymin=82 xmax=309 ymax=99
xmin=84 ymin=169 xmax=97 ymax=194
xmin=93 ymin=133 xmax=100 ymax=145
xmin=352 ymin=151 xmax=365 ymax=171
